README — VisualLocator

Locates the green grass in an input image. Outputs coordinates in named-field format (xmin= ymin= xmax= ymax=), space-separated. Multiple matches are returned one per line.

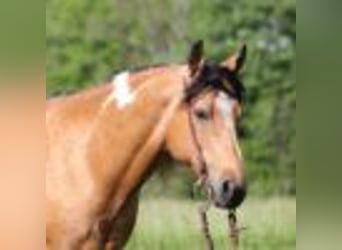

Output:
xmin=126 ymin=197 xmax=296 ymax=250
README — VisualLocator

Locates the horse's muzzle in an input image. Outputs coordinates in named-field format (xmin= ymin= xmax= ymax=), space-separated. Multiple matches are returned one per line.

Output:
xmin=210 ymin=180 xmax=246 ymax=209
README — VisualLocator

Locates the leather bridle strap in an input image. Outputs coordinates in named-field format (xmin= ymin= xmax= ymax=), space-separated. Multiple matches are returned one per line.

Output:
xmin=183 ymin=77 xmax=209 ymax=185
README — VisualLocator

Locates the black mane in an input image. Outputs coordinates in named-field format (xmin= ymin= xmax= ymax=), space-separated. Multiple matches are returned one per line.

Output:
xmin=185 ymin=62 xmax=245 ymax=103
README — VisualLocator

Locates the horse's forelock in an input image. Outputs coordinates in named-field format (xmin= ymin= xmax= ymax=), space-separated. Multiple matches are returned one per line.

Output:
xmin=184 ymin=63 xmax=245 ymax=103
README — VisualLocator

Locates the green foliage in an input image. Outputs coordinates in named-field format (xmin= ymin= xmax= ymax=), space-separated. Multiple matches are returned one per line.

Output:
xmin=46 ymin=0 xmax=296 ymax=196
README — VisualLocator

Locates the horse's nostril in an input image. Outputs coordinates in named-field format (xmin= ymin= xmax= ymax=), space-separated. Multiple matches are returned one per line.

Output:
xmin=222 ymin=180 xmax=230 ymax=194
xmin=213 ymin=180 xmax=246 ymax=209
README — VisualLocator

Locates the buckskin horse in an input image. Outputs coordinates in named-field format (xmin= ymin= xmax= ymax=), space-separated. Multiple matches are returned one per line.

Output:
xmin=46 ymin=40 xmax=248 ymax=250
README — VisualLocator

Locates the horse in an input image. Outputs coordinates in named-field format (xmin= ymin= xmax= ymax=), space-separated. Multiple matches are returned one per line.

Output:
xmin=46 ymin=40 xmax=248 ymax=250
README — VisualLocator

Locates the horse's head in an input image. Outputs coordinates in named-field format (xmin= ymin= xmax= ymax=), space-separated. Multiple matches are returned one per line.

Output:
xmin=165 ymin=41 xmax=247 ymax=209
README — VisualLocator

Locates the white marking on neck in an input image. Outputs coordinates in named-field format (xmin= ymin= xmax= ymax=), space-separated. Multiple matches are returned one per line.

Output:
xmin=217 ymin=93 xmax=243 ymax=160
xmin=103 ymin=71 xmax=136 ymax=109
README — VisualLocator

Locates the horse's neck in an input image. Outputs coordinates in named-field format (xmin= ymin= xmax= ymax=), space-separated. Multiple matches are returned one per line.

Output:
xmin=86 ymin=66 xmax=186 ymax=217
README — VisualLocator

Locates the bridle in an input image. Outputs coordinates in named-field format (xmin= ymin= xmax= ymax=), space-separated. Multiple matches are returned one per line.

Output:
xmin=182 ymin=76 xmax=210 ymax=188
xmin=189 ymin=101 xmax=215 ymax=191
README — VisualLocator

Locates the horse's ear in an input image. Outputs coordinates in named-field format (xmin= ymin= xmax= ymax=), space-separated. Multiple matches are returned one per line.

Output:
xmin=222 ymin=44 xmax=247 ymax=73
xmin=188 ymin=40 xmax=204 ymax=76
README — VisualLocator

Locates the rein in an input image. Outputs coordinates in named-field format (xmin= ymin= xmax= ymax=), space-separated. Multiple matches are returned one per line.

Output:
xmin=182 ymin=75 xmax=241 ymax=250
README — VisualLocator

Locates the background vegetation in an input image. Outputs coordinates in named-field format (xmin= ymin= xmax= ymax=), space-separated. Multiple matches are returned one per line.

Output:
xmin=46 ymin=0 xmax=295 ymax=247
xmin=126 ymin=197 xmax=295 ymax=250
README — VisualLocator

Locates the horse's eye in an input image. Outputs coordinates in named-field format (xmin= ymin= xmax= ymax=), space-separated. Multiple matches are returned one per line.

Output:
xmin=194 ymin=109 xmax=210 ymax=120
